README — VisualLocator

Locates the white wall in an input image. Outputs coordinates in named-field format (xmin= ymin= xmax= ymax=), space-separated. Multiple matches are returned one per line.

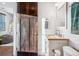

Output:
xmin=63 ymin=2 xmax=79 ymax=50
xmin=38 ymin=2 xmax=56 ymax=35
xmin=38 ymin=2 xmax=57 ymax=55
xmin=0 ymin=2 xmax=17 ymax=12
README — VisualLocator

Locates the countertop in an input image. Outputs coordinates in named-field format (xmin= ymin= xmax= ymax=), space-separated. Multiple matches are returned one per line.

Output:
xmin=0 ymin=42 xmax=13 ymax=46
xmin=47 ymin=35 xmax=69 ymax=40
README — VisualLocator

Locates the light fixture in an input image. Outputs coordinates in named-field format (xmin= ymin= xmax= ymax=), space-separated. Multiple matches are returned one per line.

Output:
xmin=2 ymin=2 xmax=6 ymax=5
xmin=54 ymin=2 xmax=60 ymax=7
xmin=54 ymin=2 xmax=66 ymax=10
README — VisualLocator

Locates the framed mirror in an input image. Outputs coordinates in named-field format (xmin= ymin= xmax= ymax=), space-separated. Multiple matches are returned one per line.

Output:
xmin=0 ymin=5 xmax=15 ymax=56
xmin=56 ymin=2 xmax=67 ymax=29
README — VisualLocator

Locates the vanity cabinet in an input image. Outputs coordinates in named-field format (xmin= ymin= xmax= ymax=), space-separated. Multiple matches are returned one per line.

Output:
xmin=0 ymin=46 xmax=13 ymax=56
xmin=17 ymin=2 xmax=38 ymax=16
xmin=48 ymin=35 xmax=69 ymax=56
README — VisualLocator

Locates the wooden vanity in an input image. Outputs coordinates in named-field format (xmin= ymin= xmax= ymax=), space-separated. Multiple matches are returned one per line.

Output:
xmin=47 ymin=35 xmax=69 ymax=56
xmin=0 ymin=46 xmax=13 ymax=56
xmin=0 ymin=35 xmax=13 ymax=56
xmin=0 ymin=43 xmax=13 ymax=56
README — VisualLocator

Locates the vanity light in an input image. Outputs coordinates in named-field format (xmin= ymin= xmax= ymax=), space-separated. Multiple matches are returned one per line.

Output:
xmin=45 ymin=19 xmax=48 ymax=29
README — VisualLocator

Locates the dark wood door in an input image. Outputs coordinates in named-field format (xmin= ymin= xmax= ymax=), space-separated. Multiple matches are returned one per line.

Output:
xmin=17 ymin=2 xmax=38 ymax=16
xmin=28 ymin=2 xmax=38 ymax=16
xmin=17 ymin=2 xmax=29 ymax=14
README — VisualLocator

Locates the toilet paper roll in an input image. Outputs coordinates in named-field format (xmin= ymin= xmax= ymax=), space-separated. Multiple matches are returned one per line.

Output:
xmin=55 ymin=50 xmax=61 ymax=56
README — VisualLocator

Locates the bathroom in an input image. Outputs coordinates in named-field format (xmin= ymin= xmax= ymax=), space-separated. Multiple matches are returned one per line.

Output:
xmin=38 ymin=2 xmax=79 ymax=56
xmin=0 ymin=2 xmax=79 ymax=56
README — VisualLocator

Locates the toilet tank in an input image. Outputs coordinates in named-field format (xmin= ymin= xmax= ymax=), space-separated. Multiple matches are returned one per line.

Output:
xmin=63 ymin=46 xmax=79 ymax=56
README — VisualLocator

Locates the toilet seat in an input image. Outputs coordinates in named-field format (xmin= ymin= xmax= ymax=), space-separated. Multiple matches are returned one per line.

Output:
xmin=63 ymin=46 xmax=79 ymax=56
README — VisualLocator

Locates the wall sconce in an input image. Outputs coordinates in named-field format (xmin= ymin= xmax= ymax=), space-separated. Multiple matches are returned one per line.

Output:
xmin=45 ymin=19 xmax=48 ymax=29
xmin=2 ymin=2 xmax=6 ymax=5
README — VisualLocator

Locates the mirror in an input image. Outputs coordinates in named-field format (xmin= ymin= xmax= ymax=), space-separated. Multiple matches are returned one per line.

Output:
xmin=55 ymin=2 xmax=67 ymax=36
xmin=56 ymin=3 xmax=67 ymax=28
xmin=0 ymin=5 xmax=14 ymax=56
xmin=0 ymin=8 xmax=13 ymax=45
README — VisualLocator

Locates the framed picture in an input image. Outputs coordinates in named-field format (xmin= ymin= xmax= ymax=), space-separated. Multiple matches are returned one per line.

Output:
xmin=71 ymin=2 xmax=79 ymax=35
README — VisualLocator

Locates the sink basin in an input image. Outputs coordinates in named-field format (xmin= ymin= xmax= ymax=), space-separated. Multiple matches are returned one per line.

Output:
xmin=0 ymin=34 xmax=13 ymax=45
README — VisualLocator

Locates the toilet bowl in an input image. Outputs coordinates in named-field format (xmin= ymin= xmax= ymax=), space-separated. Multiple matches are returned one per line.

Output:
xmin=63 ymin=46 xmax=79 ymax=56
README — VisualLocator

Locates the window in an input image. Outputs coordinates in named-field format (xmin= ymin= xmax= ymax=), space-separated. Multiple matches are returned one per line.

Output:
xmin=71 ymin=2 xmax=79 ymax=35
xmin=0 ymin=13 xmax=5 ymax=31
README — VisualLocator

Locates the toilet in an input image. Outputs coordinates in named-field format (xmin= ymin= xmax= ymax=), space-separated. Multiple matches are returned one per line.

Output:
xmin=63 ymin=46 xmax=79 ymax=56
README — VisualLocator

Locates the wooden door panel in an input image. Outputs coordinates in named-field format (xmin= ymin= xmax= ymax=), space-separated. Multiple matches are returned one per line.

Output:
xmin=20 ymin=14 xmax=30 ymax=52
xmin=29 ymin=17 xmax=38 ymax=52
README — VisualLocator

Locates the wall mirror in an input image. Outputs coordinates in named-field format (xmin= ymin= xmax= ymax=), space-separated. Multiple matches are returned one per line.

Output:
xmin=54 ymin=2 xmax=68 ymax=36
xmin=0 ymin=5 xmax=15 ymax=56
xmin=56 ymin=2 xmax=67 ymax=29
